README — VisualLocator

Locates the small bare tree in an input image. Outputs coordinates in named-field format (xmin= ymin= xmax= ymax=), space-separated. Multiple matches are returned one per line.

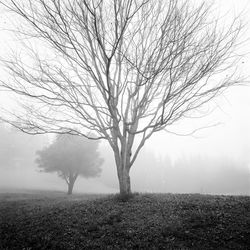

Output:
xmin=0 ymin=0 xmax=243 ymax=196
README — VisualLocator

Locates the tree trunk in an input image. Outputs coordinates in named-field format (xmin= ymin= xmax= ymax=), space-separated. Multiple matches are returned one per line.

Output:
xmin=67 ymin=182 xmax=74 ymax=195
xmin=118 ymin=167 xmax=131 ymax=196
xmin=113 ymin=137 xmax=133 ymax=196
xmin=66 ymin=172 xmax=78 ymax=195
xmin=67 ymin=179 xmax=75 ymax=195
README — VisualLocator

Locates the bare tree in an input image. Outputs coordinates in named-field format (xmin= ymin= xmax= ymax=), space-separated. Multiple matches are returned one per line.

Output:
xmin=0 ymin=0 xmax=243 ymax=196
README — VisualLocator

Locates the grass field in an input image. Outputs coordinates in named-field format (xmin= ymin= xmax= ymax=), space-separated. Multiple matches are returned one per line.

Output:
xmin=0 ymin=191 xmax=249 ymax=249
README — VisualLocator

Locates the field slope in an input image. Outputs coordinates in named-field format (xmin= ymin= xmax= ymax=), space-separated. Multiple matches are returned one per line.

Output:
xmin=0 ymin=192 xmax=249 ymax=249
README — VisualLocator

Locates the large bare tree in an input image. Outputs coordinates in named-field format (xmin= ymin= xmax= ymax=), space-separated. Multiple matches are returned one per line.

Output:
xmin=0 ymin=0 xmax=243 ymax=196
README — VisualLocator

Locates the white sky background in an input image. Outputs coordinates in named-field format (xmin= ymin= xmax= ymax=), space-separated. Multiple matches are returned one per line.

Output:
xmin=148 ymin=0 xmax=250 ymax=161
xmin=0 ymin=1 xmax=249 ymax=194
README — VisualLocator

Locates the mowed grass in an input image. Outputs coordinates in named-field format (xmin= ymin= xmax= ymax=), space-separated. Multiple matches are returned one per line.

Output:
xmin=0 ymin=191 xmax=249 ymax=249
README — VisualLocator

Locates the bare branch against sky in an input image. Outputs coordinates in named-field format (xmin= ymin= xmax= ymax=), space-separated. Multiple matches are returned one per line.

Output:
xmin=0 ymin=0 xmax=244 ymax=195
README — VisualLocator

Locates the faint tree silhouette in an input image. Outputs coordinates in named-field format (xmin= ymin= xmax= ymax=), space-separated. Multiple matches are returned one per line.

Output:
xmin=0 ymin=124 xmax=47 ymax=169
xmin=36 ymin=134 xmax=103 ymax=195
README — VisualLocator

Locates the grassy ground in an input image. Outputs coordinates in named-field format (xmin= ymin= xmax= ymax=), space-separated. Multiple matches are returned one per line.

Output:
xmin=0 ymin=191 xmax=249 ymax=249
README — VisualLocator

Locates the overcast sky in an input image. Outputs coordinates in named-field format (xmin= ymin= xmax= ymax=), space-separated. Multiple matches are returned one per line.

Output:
xmin=148 ymin=0 xmax=250 ymax=161
xmin=0 ymin=1 xmax=249 ymax=195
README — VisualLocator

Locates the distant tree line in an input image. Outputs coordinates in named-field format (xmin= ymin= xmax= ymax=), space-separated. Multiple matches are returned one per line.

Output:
xmin=0 ymin=124 xmax=47 ymax=169
xmin=131 ymin=150 xmax=250 ymax=195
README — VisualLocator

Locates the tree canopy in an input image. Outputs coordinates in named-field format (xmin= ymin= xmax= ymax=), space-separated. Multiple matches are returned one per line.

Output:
xmin=36 ymin=134 xmax=103 ymax=194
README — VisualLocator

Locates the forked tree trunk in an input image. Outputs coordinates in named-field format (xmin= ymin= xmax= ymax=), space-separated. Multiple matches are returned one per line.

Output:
xmin=117 ymin=166 xmax=131 ymax=196
xmin=113 ymin=137 xmax=134 ymax=196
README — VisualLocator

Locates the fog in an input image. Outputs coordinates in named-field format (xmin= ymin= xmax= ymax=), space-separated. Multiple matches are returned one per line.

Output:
xmin=0 ymin=126 xmax=249 ymax=195
xmin=0 ymin=0 xmax=250 ymax=195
